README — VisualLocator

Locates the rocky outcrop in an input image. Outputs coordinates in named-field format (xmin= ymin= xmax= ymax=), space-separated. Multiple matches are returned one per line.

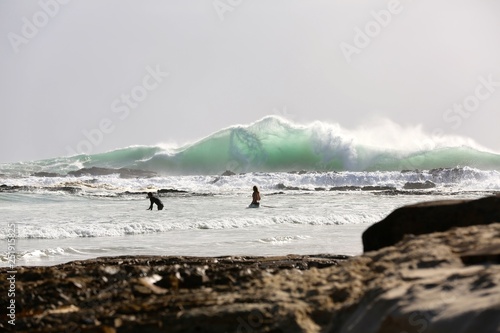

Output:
xmin=325 ymin=223 xmax=500 ymax=333
xmin=221 ymin=170 xmax=236 ymax=176
xmin=362 ymin=194 xmax=500 ymax=252
xmin=0 ymin=184 xmax=81 ymax=193
xmin=31 ymin=172 xmax=63 ymax=177
xmin=329 ymin=186 xmax=396 ymax=192
xmin=403 ymin=180 xmax=436 ymax=189
xmin=67 ymin=167 xmax=157 ymax=178
xmin=157 ymin=188 xmax=188 ymax=194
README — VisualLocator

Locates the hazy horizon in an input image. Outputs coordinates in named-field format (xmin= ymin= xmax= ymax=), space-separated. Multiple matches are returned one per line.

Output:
xmin=2 ymin=0 xmax=500 ymax=163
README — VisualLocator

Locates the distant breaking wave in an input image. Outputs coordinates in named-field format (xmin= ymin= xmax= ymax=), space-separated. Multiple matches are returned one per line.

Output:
xmin=2 ymin=116 xmax=500 ymax=176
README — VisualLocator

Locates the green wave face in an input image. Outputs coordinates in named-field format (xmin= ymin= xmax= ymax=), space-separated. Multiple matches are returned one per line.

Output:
xmin=132 ymin=117 xmax=500 ymax=174
xmin=3 ymin=117 xmax=500 ymax=175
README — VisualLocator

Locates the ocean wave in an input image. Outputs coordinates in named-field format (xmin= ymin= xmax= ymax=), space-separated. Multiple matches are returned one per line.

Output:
xmin=1 ymin=213 xmax=380 ymax=240
xmin=0 ymin=246 xmax=113 ymax=265
xmin=1 ymin=116 xmax=500 ymax=176
xmin=258 ymin=235 xmax=311 ymax=245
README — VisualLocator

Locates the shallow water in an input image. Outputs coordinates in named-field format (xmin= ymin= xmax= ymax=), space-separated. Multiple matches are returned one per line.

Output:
xmin=0 ymin=189 xmax=489 ymax=267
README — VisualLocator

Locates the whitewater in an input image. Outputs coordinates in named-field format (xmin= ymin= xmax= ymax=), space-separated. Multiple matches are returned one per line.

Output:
xmin=1 ymin=117 xmax=499 ymax=266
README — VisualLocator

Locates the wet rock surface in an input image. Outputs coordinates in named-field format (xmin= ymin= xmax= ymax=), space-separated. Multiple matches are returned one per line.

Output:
xmin=1 ymin=255 xmax=347 ymax=333
xmin=328 ymin=223 xmax=500 ymax=333
xmin=403 ymin=180 xmax=436 ymax=189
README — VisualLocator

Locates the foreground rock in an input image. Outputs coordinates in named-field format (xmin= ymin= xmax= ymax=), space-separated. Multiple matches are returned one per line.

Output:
xmin=2 ymin=222 xmax=500 ymax=332
xmin=327 ymin=223 xmax=500 ymax=333
xmin=363 ymin=194 xmax=500 ymax=252
xmin=1 ymin=255 xmax=347 ymax=333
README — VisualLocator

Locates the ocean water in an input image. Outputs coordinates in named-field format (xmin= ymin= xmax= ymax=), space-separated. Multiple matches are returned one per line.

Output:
xmin=1 ymin=117 xmax=499 ymax=267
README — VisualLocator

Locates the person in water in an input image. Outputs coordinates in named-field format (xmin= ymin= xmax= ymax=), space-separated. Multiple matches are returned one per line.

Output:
xmin=250 ymin=185 xmax=261 ymax=207
xmin=147 ymin=192 xmax=164 ymax=210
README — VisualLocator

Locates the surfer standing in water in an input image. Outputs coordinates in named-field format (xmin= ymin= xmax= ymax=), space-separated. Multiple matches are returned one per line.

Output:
xmin=250 ymin=186 xmax=261 ymax=208
xmin=147 ymin=192 xmax=164 ymax=210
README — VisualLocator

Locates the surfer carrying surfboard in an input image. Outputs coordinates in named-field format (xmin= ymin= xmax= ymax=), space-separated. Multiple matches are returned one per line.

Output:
xmin=147 ymin=192 xmax=164 ymax=210
xmin=250 ymin=186 xmax=261 ymax=208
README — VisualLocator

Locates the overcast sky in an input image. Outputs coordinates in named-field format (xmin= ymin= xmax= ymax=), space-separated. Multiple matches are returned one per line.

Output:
xmin=1 ymin=0 xmax=499 ymax=163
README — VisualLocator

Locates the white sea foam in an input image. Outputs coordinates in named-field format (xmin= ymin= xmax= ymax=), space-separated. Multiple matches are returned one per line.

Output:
xmin=1 ymin=167 xmax=499 ymax=197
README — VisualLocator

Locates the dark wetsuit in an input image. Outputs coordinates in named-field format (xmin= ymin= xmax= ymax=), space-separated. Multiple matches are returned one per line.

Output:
xmin=149 ymin=196 xmax=164 ymax=210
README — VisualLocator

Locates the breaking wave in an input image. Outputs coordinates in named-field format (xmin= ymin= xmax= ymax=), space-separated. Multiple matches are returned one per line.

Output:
xmin=2 ymin=116 xmax=500 ymax=176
